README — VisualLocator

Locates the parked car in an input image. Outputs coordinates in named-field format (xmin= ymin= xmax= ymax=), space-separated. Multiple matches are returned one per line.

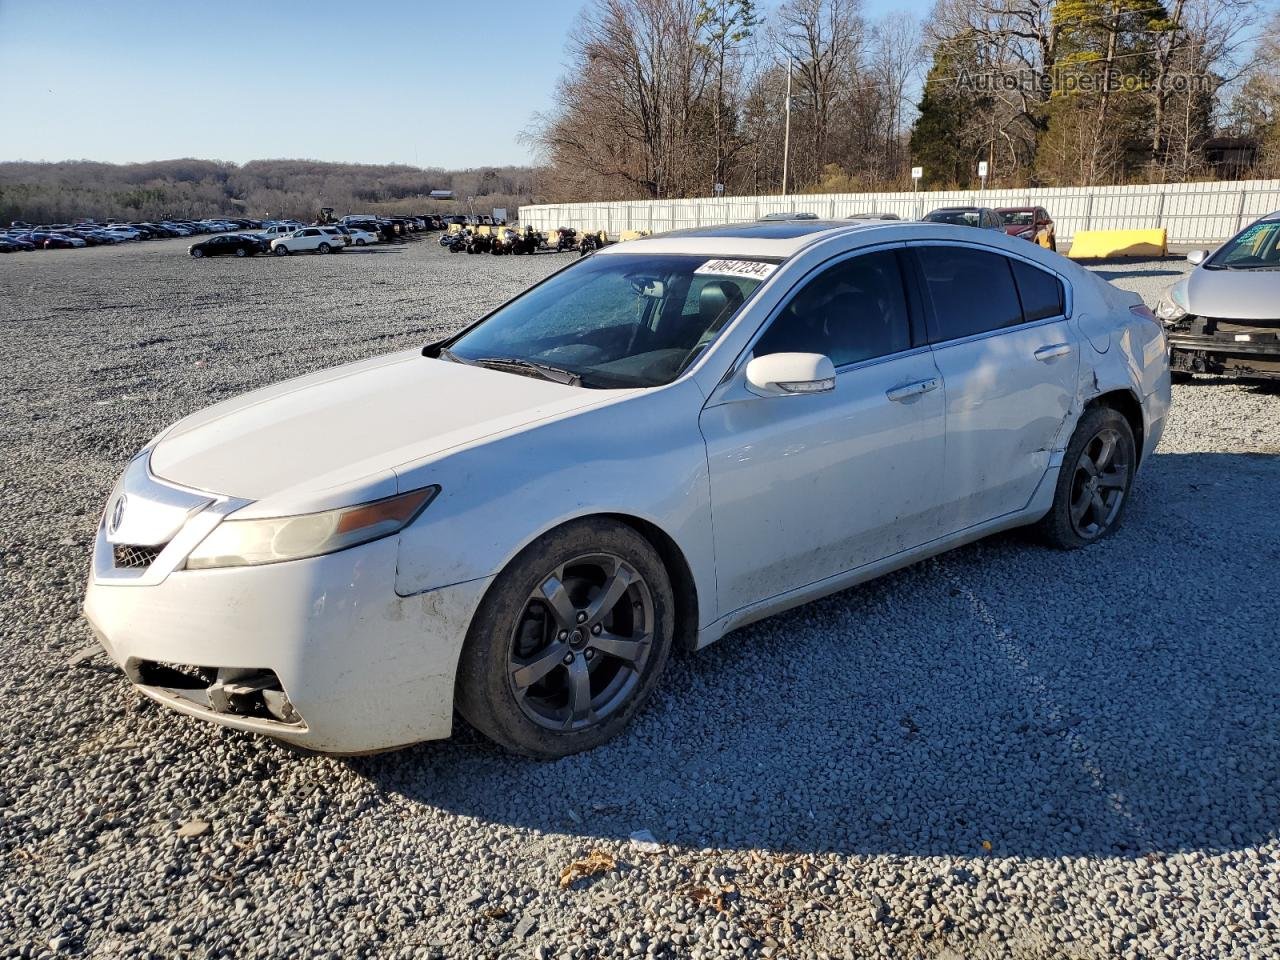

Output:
xmin=758 ymin=212 xmax=819 ymax=221
xmin=345 ymin=227 xmax=380 ymax=246
xmin=1157 ymin=211 xmax=1280 ymax=382
xmin=270 ymin=227 xmax=345 ymax=255
xmin=31 ymin=232 xmax=82 ymax=249
xmin=922 ymin=206 xmax=1006 ymax=231
xmin=253 ymin=224 xmax=299 ymax=243
xmin=85 ymin=219 xmax=1170 ymax=757
xmin=997 ymin=207 xmax=1057 ymax=251
xmin=848 ymin=213 xmax=902 ymax=221
xmin=0 ymin=236 xmax=34 ymax=252
xmin=189 ymin=234 xmax=264 ymax=258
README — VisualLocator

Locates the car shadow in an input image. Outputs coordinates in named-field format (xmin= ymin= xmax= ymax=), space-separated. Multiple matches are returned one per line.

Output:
xmin=350 ymin=450 xmax=1280 ymax=860
xmin=1091 ymin=268 xmax=1186 ymax=281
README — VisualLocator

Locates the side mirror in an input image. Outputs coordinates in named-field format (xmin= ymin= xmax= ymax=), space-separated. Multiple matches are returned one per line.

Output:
xmin=745 ymin=352 xmax=836 ymax=397
xmin=1186 ymin=249 xmax=1208 ymax=266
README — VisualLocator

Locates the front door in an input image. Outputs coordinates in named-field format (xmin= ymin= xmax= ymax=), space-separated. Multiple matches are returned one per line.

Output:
xmin=699 ymin=247 xmax=948 ymax=617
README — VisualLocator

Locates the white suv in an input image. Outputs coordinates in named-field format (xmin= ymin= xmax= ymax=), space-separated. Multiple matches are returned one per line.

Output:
xmin=270 ymin=227 xmax=346 ymax=256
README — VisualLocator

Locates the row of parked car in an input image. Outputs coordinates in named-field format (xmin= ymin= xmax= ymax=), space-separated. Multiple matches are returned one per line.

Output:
xmin=0 ymin=217 xmax=267 ymax=252
xmin=186 ymin=214 xmax=471 ymax=258
xmin=760 ymin=206 xmax=1058 ymax=250
xmin=0 ymin=212 xmax=478 ymax=254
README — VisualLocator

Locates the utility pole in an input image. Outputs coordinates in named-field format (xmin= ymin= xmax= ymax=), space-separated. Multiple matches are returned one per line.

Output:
xmin=782 ymin=56 xmax=792 ymax=197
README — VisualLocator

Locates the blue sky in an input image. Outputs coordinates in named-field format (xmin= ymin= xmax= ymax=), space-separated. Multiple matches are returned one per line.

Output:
xmin=0 ymin=0 xmax=934 ymax=169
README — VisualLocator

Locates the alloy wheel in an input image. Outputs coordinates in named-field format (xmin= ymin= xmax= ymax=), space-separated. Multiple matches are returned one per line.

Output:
xmin=507 ymin=553 xmax=654 ymax=731
xmin=1068 ymin=426 xmax=1130 ymax=539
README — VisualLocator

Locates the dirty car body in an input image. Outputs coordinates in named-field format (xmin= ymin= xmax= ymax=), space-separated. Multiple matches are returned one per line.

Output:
xmin=1158 ymin=212 xmax=1280 ymax=381
xmin=84 ymin=221 xmax=1170 ymax=754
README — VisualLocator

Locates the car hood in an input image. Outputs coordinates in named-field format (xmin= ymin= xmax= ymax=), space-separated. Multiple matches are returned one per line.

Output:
xmin=1002 ymin=225 xmax=1031 ymax=236
xmin=149 ymin=350 xmax=628 ymax=509
xmin=1183 ymin=267 xmax=1280 ymax=322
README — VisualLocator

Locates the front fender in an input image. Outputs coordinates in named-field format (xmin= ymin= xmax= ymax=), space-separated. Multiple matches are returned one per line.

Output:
xmin=391 ymin=380 xmax=717 ymax=627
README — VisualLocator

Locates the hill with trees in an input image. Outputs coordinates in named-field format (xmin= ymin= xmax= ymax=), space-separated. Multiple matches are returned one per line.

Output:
xmin=0 ymin=159 xmax=537 ymax=225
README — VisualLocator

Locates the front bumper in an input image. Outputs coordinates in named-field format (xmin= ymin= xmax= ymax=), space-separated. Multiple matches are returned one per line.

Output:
xmin=1169 ymin=321 xmax=1280 ymax=380
xmin=84 ymin=530 xmax=493 ymax=754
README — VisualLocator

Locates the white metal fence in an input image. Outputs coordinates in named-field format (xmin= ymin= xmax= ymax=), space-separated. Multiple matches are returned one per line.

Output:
xmin=518 ymin=179 xmax=1280 ymax=245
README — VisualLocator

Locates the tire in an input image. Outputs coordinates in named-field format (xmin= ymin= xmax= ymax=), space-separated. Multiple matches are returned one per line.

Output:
xmin=1050 ymin=235 xmax=1058 ymax=253
xmin=455 ymin=518 xmax=675 ymax=758
xmin=235 ymin=247 xmax=247 ymax=257
xmin=274 ymin=245 xmax=289 ymax=256
xmin=356 ymin=238 xmax=366 ymax=246
xmin=317 ymin=242 xmax=331 ymax=254
xmin=191 ymin=248 xmax=204 ymax=258
xmin=1034 ymin=406 xmax=1136 ymax=550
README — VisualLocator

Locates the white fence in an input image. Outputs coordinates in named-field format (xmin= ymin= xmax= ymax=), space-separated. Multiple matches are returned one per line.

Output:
xmin=519 ymin=179 xmax=1280 ymax=245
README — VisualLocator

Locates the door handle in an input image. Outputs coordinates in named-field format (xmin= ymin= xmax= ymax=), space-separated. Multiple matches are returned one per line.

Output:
xmin=1034 ymin=343 xmax=1073 ymax=362
xmin=885 ymin=377 xmax=939 ymax=402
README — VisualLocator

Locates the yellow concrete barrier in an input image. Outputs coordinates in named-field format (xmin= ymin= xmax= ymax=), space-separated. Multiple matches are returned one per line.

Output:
xmin=619 ymin=230 xmax=651 ymax=242
xmin=1067 ymin=228 xmax=1168 ymax=259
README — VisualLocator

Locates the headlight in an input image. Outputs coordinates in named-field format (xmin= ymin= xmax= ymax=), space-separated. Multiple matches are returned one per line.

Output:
xmin=1017 ymin=229 xmax=1034 ymax=239
xmin=1154 ymin=298 xmax=1188 ymax=322
xmin=184 ymin=486 xmax=438 ymax=570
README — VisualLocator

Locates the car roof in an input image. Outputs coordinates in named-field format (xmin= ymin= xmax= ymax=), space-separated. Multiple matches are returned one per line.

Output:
xmin=601 ymin=220 xmax=905 ymax=258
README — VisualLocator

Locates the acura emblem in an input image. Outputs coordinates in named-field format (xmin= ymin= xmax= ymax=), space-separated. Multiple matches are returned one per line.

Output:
xmin=108 ymin=494 xmax=128 ymax=535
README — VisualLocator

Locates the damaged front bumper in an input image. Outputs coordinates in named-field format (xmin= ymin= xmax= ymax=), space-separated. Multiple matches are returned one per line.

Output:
xmin=1169 ymin=317 xmax=1280 ymax=380
xmin=84 ymin=526 xmax=494 ymax=754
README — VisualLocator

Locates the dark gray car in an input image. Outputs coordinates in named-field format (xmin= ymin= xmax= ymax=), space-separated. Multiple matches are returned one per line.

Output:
xmin=1157 ymin=212 xmax=1280 ymax=381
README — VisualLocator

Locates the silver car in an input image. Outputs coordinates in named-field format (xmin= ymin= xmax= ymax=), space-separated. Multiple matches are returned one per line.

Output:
xmin=1157 ymin=212 xmax=1280 ymax=382
xmin=85 ymin=220 xmax=1170 ymax=756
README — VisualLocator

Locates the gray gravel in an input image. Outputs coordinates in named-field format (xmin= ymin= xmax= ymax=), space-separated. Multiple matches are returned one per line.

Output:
xmin=2 ymin=240 xmax=1278 ymax=959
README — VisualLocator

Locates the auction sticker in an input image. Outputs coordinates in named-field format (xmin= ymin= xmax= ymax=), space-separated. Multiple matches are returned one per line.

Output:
xmin=695 ymin=258 xmax=778 ymax=281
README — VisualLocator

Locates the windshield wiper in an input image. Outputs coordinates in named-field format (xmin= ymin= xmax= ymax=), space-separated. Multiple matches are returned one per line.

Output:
xmin=472 ymin=356 xmax=582 ymax=386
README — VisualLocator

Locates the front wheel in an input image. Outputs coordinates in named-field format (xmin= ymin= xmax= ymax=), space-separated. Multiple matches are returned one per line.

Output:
xmin=455 ymin=519 xmax=675 ymax=758
xmin=1035 ymin=406 xmax=1136 ymax=549
xmin=273 ymin=245 xmax=289 ymax=256
xmin=191 ymin=248 xmax=204 ymax=258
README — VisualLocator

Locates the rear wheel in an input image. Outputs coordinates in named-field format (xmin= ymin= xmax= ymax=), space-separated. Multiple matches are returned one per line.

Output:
xmin=455 ymin=519 xmax=674 ymax=758
xmin=317 ymin=242 xmax=331 ymax=254
xmin=235 ymin=247 xmax=247 ymax=257
xmin=356 ymin=238 xmax=366 ymax=246
xmin=1035 ymin=406 xmax=1136 ymax=549
xmin=1049 ymin=235 xmax=1058 ymax=252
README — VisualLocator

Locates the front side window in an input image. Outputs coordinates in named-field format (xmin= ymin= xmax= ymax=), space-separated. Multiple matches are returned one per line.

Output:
xmin=915 ymin=246 xmax=1022 ymax=342
xmin=754 ymin=250 xmax=911 ymax=367
xmin=447 ymin=253 xmax=766 ymax=388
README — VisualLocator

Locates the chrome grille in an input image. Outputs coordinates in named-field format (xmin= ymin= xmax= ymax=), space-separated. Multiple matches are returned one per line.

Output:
xmin=113 ymin=543 xmax=165 ymax=569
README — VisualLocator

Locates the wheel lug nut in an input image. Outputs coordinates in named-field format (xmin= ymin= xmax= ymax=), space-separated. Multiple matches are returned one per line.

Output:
xmin=576 ymin=611 xmax=587 ymax=624
xmin=562 ymin=652 xmax=575 ymax=665
xmin=591 ymin=624 xmax=602 ymax=635
xmin=584 ymin=649 xmax=595 ymax=661
xmin=557 ymin=630 xmax=568 ymax=641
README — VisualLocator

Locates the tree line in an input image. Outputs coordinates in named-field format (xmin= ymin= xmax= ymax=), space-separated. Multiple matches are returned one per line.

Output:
xmin=531 ymin=0 xmax=1280 ymax=198
xmin=0 ymin=159 xmax=537 ymax=225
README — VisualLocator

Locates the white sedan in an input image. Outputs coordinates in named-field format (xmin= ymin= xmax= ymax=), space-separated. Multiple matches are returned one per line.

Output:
xmin=345 ymin=227 xmax=380 ymax=246
xmin=84 ymin=220 xmax=1170 ymax=756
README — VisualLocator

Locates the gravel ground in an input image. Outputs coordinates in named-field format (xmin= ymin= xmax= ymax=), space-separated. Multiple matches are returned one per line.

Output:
xmin=2 ymin=238 xmax=1278 ymax=960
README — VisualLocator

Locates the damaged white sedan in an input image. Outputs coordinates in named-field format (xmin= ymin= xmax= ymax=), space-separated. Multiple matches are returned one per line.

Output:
xmin=84 ymin=220 xmax=1170 ymax=757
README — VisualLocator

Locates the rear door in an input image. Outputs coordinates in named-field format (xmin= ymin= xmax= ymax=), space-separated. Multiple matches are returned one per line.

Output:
xmin=910 ymin=244 xmax=1078 ymax=532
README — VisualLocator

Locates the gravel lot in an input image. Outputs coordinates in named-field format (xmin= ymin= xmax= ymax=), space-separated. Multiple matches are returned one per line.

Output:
xmin=2 ymin=237 xmax=1278 ymax=960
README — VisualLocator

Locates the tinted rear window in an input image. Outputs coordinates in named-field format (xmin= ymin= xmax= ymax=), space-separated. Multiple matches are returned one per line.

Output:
xmin=1011 ymin=260 xmax=1065 ymax=321
xmin=915 ymin=247 xmax=1022 ymax=341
